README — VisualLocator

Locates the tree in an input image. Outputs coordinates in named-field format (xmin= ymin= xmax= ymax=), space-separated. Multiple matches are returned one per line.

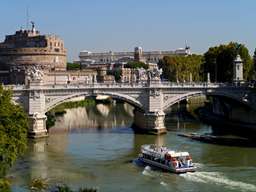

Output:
xmin=67 ymin=62 xmax=81 ymax=70
xmin=158 ymin=55 xmax=204 ymax=82
xmin=0 ymin=85 xmax=28 ymax=179
xmin=203 ymin=42 xmax=253 ymax=82
xmin=125 ymin=61 xmax=148 ymax=69
xmin=107 ymin=68 xmax=121 ymax=82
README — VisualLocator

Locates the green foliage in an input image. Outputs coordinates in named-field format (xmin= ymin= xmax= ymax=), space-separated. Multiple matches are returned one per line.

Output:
xmin=30 ymin=178 xmax=48 ymax=192
xmin=203 ymin=42 xmax=253 ymax=82
xmin=0 ymin=178 xmax=11 ymax=192
xmin=56 ymin=185 xmax=73 ymax=192
xmin=158 ymin=54 xmax=204 ymax=82
xmin=0 ymin=85 xmax=28 ymax=178
xmin=107 ymin=69 xmax=121 ymax=82
xmin=28 ymin=179 xmax=98 ymax=192
xmin=54 ymin=99 xmax=96 ymax=111
xmin=54 ymin=185 xmax=97 ymax=192
xmin=46 ymin=112 xmax=56 ymax=129
xmin=125 ymin=61 xmax=148 ymax=69
xmin=67 ymin=62 xmax=81 ymax=70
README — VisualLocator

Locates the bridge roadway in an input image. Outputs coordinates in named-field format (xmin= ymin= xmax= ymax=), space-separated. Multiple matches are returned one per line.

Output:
xmin=7 ymin=80 xmax=256 ymax=138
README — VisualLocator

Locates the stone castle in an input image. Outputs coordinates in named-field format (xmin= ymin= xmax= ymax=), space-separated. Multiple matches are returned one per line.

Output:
xmin=0 ymin=22 xmax=67 ymax=84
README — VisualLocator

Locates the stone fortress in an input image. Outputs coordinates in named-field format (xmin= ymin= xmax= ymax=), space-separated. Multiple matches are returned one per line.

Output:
xmin=0 ymin=22 xmax=67 ymax=84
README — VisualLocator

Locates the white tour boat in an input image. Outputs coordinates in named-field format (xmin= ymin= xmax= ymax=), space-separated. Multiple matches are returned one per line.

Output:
xmin=138 ymin=144 xmax=196 ymax=174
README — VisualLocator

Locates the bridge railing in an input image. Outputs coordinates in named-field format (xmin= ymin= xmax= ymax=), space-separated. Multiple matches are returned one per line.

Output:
xmin=40 ymin=81 xmax=227 ymax=89
xmin=5 ymin=80 xmax=253 ymax=91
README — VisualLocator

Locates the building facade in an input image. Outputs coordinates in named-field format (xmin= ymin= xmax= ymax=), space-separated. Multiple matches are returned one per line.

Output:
xmin=79 ymin=46 xmax=191 ymax=65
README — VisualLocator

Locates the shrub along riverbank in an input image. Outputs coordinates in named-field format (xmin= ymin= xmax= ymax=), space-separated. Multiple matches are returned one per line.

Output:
xmin=46 ymin=99 xmax=96 ymax=128
xmin=0 ymin=85 xmax=28 ymax=191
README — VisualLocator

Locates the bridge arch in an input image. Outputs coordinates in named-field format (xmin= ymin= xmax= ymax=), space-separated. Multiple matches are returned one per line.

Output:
xmin=45 ymin=92 xmax=144 ymax=113
xmin=206 ymin=91 xmax=252 ymax=109
xmin=163 ymin=90 xmax=253 ymax=112
xmin=163 ymin=91 xmax=203 ymax=112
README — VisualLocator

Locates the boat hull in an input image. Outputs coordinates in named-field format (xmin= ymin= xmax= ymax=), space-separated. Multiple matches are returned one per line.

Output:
xmin=138 ymin=157 xmax=195 ymax=174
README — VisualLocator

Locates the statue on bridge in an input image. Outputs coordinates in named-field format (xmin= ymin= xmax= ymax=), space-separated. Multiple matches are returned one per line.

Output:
xmin=26 ymin=65 xmax=44 ymax=82
xmin=137 ymin=68 xmax=148 ymax=81
xmin=135 ymin=67 xmax=162 ymax=82
xmin=147 ymin=68 xmax=162 ymax=81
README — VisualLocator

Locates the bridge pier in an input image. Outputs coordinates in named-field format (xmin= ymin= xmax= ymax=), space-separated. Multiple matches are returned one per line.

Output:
xmin=133 ymin=110 xmax=167 ymax=135
xmin=28 ymin=113 xmax=48 ymax=138
xmin=27 ymin=78 xmax=48 ymax=138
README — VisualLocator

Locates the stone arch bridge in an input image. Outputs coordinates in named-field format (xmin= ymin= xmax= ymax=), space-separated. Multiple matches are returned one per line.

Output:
xmin=7 ymin=80 xmax=256 ymax=138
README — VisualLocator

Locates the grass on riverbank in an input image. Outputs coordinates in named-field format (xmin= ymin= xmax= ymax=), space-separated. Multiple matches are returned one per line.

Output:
xmin=46 ymin=99 xmax=96 ymax=129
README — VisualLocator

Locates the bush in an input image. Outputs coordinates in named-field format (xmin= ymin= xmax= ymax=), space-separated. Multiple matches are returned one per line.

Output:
xmin=67 ymin=63 xmax=81 ymax=70
xmin=0 ymin=178 xmax=11 ymax=192
xmin=30 ymin=178 xmax=48 ymax=192
xmin=50 ymin=184 xmax=97 ymax=192
xmin=125 ymin=61 xmax=148 ymax=69
xmin=0 ymin=85 xmax=28 ymax=178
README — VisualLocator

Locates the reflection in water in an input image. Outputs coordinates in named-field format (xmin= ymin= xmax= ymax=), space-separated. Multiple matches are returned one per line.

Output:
xmin=96 ymin=104 xmax=110 ymax=117
xmin=8 ymin=103 xmax=256 ymax=192
xmin=30 ymin=139 xmax=48 ymax=180
xmin=51 ymin=103 xmax=134 ymax=133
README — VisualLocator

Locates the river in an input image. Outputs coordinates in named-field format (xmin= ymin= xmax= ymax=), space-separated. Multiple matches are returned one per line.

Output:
xmin=8 ymin=102 xmax=256 ymax=192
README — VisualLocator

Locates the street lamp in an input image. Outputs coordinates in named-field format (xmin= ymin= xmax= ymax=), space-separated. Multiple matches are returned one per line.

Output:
xmin=214 ymin=58 xmax=217 ymax=82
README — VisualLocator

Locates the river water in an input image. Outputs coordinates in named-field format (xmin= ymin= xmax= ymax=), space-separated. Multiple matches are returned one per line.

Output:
xmin=8 ymin=103 xmax=256 ymax=192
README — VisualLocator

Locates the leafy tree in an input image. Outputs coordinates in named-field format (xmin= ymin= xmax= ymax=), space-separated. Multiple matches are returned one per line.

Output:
xmin=158 ymin=54 xmax=204 ymax=82
xmin=125 ymin=61 xmax=148 ymax=69
xmin=0 ymin=85 xmax=28 ymax=179
xmin=67 ymin=62 xmax=81 ymax=70
xmin=203 ymin=42 xmax=253 ymax=82
xmin=107 ymin=68 xmax=121 ymax=82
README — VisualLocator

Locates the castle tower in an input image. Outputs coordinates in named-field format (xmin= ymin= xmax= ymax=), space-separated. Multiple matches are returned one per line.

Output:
xmin=134 ymin=46 xmax=143 ymax=62
xmin=233 ymin=54 xmax=243 ymax=82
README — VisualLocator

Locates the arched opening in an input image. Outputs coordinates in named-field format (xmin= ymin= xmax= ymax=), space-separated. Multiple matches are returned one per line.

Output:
xmin=163 ymin=91 xmax=256 ymax=137
xmin=45 ymin=92 xmax=144 ymax=133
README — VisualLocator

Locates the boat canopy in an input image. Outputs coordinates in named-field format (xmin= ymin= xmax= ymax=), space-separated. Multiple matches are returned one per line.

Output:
xmin=167 ymin=151 xmax=189 ymax=157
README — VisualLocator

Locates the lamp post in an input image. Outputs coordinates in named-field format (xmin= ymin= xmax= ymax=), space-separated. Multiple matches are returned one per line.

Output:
xmin=214 ymin=58 xmax=217 ymax=82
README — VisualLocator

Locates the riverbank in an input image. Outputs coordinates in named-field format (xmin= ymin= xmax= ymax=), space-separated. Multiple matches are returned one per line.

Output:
xmin=197 ymin=107 xmax=256 ymax=138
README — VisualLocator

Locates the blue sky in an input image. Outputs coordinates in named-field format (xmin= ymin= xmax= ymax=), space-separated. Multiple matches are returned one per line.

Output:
xmin=0 ymin=0 xmax=255 ymax=61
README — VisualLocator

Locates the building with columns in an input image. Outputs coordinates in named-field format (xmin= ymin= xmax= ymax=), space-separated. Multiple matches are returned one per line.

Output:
xmin=79 ymin=46 xmax=191 ymax=66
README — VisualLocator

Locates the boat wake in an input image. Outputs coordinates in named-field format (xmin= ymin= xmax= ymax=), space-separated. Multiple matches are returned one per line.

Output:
xmin=160 ymin=181 xmax=168 ymax=186
xmin=142 ymin=166 xmax=169 ymax=188
xmin=142 ymin=166 xmax=154 ymax=177
xmin=180 ymin=171 xmax=256 ymax=191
